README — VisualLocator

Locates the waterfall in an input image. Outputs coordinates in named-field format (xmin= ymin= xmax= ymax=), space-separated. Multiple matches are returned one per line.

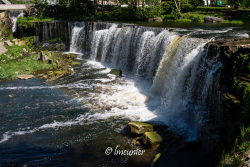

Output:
xmin=69 ymin=22 xmax=85 ymax=54
xmin=9 ymin=10 xmax=24 ymax=32
xmin=53 ymin=22 xmax=223 ymax=139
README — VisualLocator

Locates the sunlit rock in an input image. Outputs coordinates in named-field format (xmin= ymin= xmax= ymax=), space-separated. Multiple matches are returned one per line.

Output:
xmin=204 ymin=16 xmax=223 ymax=23
xmin=17 ymin=74 xmax=35 ymax=80
xmin=143 ymin=131 xmax=162 ymax=148
xmin=128 ymin=121 xmax=153 ymax=134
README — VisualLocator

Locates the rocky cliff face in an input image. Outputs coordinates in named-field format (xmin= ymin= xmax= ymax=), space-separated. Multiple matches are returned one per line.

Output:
xmin=204 ymin=38 xmax=250 ymax=158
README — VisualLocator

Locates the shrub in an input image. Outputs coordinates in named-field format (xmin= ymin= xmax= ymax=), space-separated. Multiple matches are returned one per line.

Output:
xmin=181 ymin=13 xmax=204 ymax=22
xmin=163 ymin=10 xmax=181 ymax=21
xmin=161 ymin=1 xmax=175 ymax=15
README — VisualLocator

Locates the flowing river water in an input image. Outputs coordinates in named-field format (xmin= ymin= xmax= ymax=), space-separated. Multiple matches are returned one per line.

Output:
xmin=0 ymin=21 xmax=250 ymax=166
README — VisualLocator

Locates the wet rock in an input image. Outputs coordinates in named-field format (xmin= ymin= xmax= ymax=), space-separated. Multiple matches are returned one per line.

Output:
xmin=42 ymin=43 xmax=66 ymax=51
xmin=132 ymin=136 xmax=143 ymax=145
xmin=17 ymin=75 xmax=35 ymax=80
xmin=204 ymin=16 xmax=223 ymax=23
xmin=151 ymin=153 xmax=161 ymax=167
xmin=8 ymin=94 xmax=15 ymax=98
xmin=72 ymin=61 xmax=81 ymax=65
xmin=148 ymin=17 xmax=163 ymax=22
xmin=128 ymin=121 xmax=153 ymax=134
xmin=110 ymin=69 xmax=122 ymax=77
xmin=143 ymin=131 xmax=162 ymax=148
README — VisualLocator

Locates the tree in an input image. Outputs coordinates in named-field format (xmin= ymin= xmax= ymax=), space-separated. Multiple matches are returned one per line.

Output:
xmin=173 ymin=0 xmax=181 ymax=13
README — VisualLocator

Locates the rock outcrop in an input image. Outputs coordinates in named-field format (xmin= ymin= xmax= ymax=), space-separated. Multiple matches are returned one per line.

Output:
xmin=204 ymin=38 xmax=250 ymax=163
xmin=17 ymin=75 xmax=35 ymax=80
xmin=128 ymin=121 xmax=153 ymax=134
xmin=109 ymin=69 xmax=122 ymax=77
xmin=143 ymin=131 xmax=162 ymax=148
xmin=204 ymin=16 xmax=223 ymax=23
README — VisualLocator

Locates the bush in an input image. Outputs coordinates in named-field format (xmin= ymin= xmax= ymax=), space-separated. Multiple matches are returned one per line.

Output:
xmin=161 ymin=1 xmax=175 ymax=15
xmin=181 ymin=0 xmax=195 ymax=12
xmin=94 ymin=6 xmax=163 ymax=21
xmin=163 ymin=10 xmax=181 ymax=21
xmin=181 ymin=13 xmax=204 ymax=22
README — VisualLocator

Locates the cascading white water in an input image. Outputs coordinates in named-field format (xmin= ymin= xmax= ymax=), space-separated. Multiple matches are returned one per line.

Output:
xmin=69 ymin=22 xmax=85 ymax=54
xmin=9 ymin=10 xmax=24 ymax=32
xmin=66 ymin=22 xmax=223 ymax=140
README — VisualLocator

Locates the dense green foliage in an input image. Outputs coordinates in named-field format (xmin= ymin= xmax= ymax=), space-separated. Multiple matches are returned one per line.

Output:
xmin=34 ymin=0 xmax=94 ymax=19
xmin=93 ymin=5 xmax=163 ymax=21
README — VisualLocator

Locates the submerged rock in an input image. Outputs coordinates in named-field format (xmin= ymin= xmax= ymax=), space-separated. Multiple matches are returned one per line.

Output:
xmin=128 ymin=121 xmax=153 ymax=134
xmin=17 ymin=75 xmax=35 ymax=80
xmin=143 ymin=131 xmax=162 ymax=148
xmin=110 ymin=69 xmax=122 ymax=77
xmin=151 ymin=153 xmax=161 ymax=167
xmin=204 ymin=16 xmax=223 ymax=23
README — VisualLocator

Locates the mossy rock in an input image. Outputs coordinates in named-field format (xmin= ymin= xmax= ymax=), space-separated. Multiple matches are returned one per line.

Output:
xmin=72 ymin=61 xmax=81 ymax=65
xmin=128 ymin=121 xmax=153 ymax=134
xmin=110 ymin=69 xmax=122 ymax=77
xmin=143 ymin=131 xmax=162 ymax=148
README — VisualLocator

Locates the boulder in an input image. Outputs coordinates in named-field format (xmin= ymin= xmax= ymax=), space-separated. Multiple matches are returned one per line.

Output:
xmin=128 ymin=121 xmax=153 ymax=134
xmin=0 ymin=12 xmax=6 ymax=19
xmin=143 ymin=131 xmax=162 ymax=148
xmin=13 ymin=39 xmax=26 ymax=46
xmin=17 ymin=75 xmax=35 ymax=80
xmin=110 ymin=69 xmax=122 ymax=77
xmin=148 ymin=17 xmax=163 ymax=22
xmin=0 ymin=42 xmax=7 ymax=55
xmin=151 ymin=153 xmax=161 ymax=167
xmin=204 ymin=16 xmax=223 ymax=23
xmin=4 ymin=40 xmax=13 ymax=46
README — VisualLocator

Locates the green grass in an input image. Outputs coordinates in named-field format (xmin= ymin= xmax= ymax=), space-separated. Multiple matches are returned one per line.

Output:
xmin=9 ymin=0 xmax=34 ymax=4
xmin=163 ymin=11 xmax=246 ymax=24
xmin=180 ymin=13 xmax=205 ymax=22
xmin=222 ymin=20 xmax=244 ymax=24
xmin=1 ymin=45 xmax=28 ymax=61
xmin=197 ymin=6 xmax=250 ymax=11
xmin=0 ymin=44 xmax=53 ymax=81
xmin=17 ymin=17 xmax=54 ymax=23
xmin=219 ymin=127 xmax=250 ymax=167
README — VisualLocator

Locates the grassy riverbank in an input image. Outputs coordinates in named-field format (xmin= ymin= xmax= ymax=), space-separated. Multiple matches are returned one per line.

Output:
xmin=0 ymin=43 xmax=52 ymax=81
xmin=0 ymin=38 xmax=78 ymax=82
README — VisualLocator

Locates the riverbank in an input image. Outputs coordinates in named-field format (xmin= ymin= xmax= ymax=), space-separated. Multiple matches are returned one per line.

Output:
xmin=0 ymin=12 xmax=80 ymax=82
